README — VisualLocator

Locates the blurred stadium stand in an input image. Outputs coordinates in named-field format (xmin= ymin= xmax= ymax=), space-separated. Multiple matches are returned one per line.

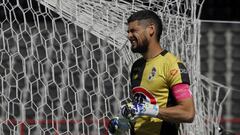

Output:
xmin=200 ymin=22 xmax=240 ymax=134
xmin=197 ymin=0 xmax=240 ymax=133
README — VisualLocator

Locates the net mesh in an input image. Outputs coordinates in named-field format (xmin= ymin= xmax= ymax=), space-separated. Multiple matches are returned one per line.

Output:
xmin=186 ymin=75 xmax=231 ymax=135
xmin=0 ymin=0 xmax=229 ymax=135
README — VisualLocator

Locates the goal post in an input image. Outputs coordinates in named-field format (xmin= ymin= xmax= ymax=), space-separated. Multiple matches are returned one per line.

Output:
xmin=0 ymin=0 xmax=230 ymax=135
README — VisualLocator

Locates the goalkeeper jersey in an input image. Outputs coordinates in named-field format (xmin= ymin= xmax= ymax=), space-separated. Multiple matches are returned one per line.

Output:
xmin=130 ymin=50 xmax=190 ymax=135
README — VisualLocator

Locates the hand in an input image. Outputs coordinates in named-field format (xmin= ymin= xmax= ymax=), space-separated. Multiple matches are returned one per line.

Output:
xmin=108 ymin=117 xmax=131 ymax=134
xmin=120 ymin=103 xmax=136 ymax=119
xmin=108 ymin=117 xmax=119 ymax=134
xmin=121 ymin=102 xmax=159 ymax=119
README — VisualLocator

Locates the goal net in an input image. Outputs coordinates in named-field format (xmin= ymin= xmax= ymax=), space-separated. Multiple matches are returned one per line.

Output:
xmin=0 ymin=0 xmax=229 ymax=135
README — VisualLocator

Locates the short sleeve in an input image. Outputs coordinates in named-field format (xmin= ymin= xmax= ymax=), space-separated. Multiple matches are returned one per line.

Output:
xmin=166 ymin=61 xmax=190 ymax=88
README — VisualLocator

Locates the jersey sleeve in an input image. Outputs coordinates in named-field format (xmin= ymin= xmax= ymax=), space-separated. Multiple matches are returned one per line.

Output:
xmin=166 ymin=61 xmax=190 ymax=88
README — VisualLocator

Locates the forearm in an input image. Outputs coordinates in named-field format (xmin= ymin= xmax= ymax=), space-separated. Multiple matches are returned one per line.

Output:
xmin=155 ymin=83 xmax=195 ymax=123
xmin=157 ymin=99 xmax=195 ymax=123
xmin=121 ymin=98 xmax=195 ymax=123
xmin=157 ymin=106 xmax=194 ymax=123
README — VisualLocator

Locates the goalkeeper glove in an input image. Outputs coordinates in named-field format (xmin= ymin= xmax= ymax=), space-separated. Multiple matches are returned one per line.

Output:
xmin=121 ymin=102 xmax=159 ymax=119
xmin=108 ymin=117 xmax=131 ymax=135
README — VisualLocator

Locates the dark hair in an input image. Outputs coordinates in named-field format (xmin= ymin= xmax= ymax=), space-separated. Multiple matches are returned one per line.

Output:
xmin=127 ymin=10 xmax=162 ymax=41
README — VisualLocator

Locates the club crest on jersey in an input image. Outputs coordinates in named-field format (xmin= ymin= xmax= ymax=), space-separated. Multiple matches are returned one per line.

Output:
xmin=148 ymin=67 xmax=157 ymax=81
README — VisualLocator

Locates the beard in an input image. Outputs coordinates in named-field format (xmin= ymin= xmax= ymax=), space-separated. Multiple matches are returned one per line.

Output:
xmin=131 ymin=36 xmax=149 ymax=54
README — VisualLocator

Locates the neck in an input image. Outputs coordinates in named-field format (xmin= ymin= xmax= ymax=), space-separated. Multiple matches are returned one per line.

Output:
xmin=143 ymin=41 xmax=163 ymax=59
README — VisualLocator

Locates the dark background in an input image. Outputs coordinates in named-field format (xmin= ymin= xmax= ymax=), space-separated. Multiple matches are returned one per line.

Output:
xmin=200 ymin=0 xmax=240 ymax=21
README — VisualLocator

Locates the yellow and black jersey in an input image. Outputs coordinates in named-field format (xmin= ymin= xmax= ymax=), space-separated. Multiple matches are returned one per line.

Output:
xmin=130 ymin=50 xmax=190 ymax=135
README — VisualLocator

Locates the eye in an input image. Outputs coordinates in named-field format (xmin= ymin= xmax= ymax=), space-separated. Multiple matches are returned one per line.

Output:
xmin=127 ymin=29 xmax=136 ymax=33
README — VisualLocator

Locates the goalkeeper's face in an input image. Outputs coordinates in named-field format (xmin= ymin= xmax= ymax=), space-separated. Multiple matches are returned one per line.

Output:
xmin=127 ymin=21 xmax=149 ymax=53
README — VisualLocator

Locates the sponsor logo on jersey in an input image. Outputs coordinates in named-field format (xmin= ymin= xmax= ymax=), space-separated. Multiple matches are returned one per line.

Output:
xmin=170 ymin=69 xmax=178 ymax=76
xmin=132 ymin=67 xmax=141 ymax=80
xmin=132 ymin=87 xmax=157 ymax=104
xmin=133 ymin=74 xmax=138 ymax=80
xmin=179 ymin=68 xmax=188 ymax=74
xmin=177 ymin=62 xmax=190 ymax=84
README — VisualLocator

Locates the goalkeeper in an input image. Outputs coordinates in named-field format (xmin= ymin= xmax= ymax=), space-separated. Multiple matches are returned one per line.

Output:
xmin=108 ymin=10 xmax=195 ymax=135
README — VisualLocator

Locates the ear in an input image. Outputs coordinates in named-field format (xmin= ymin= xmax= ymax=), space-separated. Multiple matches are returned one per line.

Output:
xmin=147 ymin=24 xmax=155 ymax=37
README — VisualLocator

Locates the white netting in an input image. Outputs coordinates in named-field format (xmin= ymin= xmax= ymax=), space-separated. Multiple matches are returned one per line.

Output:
xmin=0 ymin=0 xmax=230 ymax=135
xmin=183 ymin=75 xmax=231 ymax=135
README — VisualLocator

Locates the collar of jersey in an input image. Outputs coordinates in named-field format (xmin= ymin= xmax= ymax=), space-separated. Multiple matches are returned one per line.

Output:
xmin=145 ymin=54 xmax=162 ymax=62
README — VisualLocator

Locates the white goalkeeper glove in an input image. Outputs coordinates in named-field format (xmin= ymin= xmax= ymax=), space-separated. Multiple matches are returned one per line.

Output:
xmin=121 ymin=101 xmax=159 ymax=119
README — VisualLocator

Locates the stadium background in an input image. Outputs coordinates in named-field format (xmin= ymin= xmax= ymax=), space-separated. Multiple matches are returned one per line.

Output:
xmin=200 ymin=0 xmax=240 ymax=134
xmin=0 ymin=0 xmax=240 ymax=134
